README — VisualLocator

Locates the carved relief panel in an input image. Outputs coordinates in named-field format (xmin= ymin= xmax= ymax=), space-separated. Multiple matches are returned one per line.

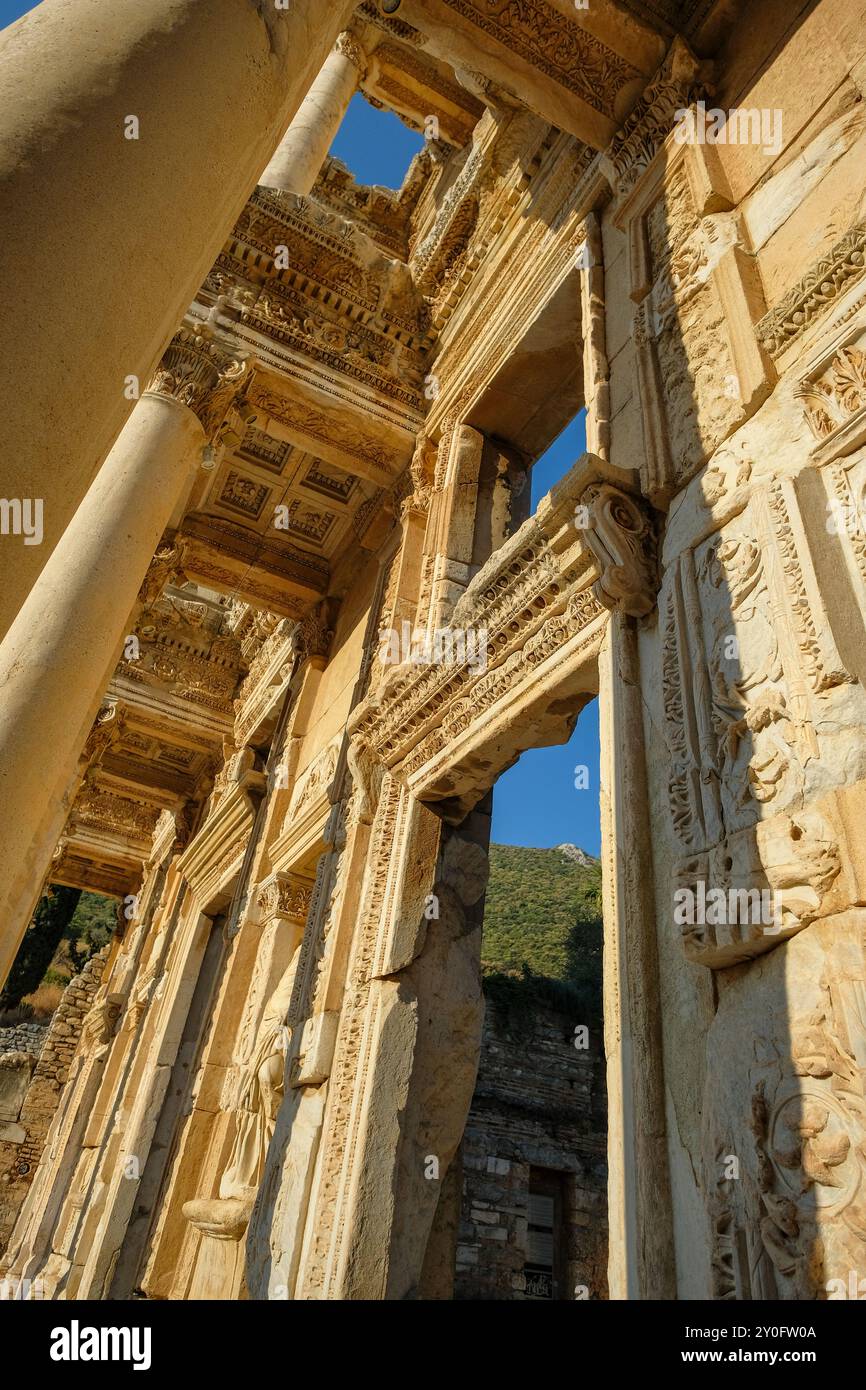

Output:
xmin=614 ymin=132 xmax=774 ymax=503
xmin=703 ymin=913 xmax=866 ymax=1299
xmin=658 ymin=466 xmax=866 ymax=968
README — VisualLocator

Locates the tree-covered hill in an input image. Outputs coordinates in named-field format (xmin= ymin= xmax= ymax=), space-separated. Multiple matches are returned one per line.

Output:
xmin=481 ymin=843 xmax=603 ymax=1023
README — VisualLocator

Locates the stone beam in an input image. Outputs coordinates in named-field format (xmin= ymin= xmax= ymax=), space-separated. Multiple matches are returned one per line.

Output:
xmin=397 ymin=0 xmax=666 ymax=147
xmin=178 ymin=517 xmax=329 ymax=620
xmin=245 ymin=371 xmax=416 ymax=491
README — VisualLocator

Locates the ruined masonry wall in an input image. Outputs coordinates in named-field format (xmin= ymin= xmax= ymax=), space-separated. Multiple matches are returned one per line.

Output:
xmin=455 ymin=1001 xmax=608 ymax=1301
xmin=0 ymin=948 xmax=107 ymax=1249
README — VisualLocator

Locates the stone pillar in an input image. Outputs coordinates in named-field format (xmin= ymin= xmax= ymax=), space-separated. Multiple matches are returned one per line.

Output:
xmin=599 ymin=612 xmax=676 ymax=1300
xmin=0 ymin=0 xmax=356 ymax=638
xmin=0 ymin=328 xmax=247 ymax=988
xmin=259 ymin=31 xmax=368 ymax=196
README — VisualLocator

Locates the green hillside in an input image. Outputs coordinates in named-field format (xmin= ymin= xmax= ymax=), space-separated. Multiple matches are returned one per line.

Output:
xmin=481 ymin=843 xmax=603 ymax=1024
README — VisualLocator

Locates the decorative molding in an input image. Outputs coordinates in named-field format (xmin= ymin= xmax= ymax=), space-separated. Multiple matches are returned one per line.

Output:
xmin=756 ymin=224 xmax=866 ymax=358
xmin=351 ymin=457 xmax=656 ymax=819
xmin=439 ymin=0 xmax=641 ymax=118
xmin=604 ymin=37 xmax=707 ymax=199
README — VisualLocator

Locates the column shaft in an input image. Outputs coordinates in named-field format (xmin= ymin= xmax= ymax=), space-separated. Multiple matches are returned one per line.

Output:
xmin=259 ymin=34 xmax=367 ymax=196
xmin=0 ymin=0 xmax=356 ymax=638
xmin=0 ymin=392 xmax=202 ymax=986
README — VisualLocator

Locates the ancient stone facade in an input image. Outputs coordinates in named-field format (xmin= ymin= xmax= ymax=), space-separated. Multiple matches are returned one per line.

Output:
xmin=1 ymin=0 xmax=866 ymax=1303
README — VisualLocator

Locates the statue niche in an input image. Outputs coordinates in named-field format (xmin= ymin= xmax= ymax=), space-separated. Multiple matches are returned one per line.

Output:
xmin=183 ymin=946 xmax=301 ymax=1242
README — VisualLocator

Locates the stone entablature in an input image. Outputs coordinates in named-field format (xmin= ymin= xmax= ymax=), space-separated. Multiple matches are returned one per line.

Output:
xmin=352 ymin=457 xmax=657 ymax=818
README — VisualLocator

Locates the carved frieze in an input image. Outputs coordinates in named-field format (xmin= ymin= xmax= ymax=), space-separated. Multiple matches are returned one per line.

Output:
xmin=438 ymin=0 xmax=641 ymax=119
xmin=658 ymin=471 xmax=866 ymax=967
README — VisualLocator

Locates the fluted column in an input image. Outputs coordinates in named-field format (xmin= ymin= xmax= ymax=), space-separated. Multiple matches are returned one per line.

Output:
xmin=0 ymin=328 xmax=247 ymax=987
xmin=259 ymin=31 xmax=369 ymax=196
xmin=0 ymin=0 xmax=356 ymax=639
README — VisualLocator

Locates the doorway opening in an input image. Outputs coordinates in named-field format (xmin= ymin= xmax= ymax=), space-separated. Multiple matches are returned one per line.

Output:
xmin=454 ymin=706 xmax=608 ymax=1301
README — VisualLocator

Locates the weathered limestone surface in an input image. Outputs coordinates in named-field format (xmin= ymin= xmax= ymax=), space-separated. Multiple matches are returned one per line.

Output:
xmin=4 ymin=0 xmax=866 ymax=1306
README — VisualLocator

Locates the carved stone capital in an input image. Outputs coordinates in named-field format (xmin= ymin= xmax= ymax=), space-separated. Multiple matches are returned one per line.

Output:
xmin=602 ymin=36 xmax=710 ymax=199
xmin=335 ymin=29 xmax=369 ymax=78
xmin=80 ymin=994 xmax=123 ymax=1056
xmin=291 ymin=599 xmax=336 ymax=667
xmin=146 ymin=325 xmax=250 ymax=441
xmin=257 ymin=871 xmax=314 ymax=926
xmin=81 ymin=699 xmax=126 ymax=765
xmin=400 ymin=437 xmax=434 ymax=520
xmin=579 ymin=482 xmax=658 ymax=619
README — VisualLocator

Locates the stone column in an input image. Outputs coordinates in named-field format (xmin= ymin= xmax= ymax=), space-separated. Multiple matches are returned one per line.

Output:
xmin=0 ymin=0 xmax=356 ymax=639
xmin=0 ymin=328 xmax=247 ymax=988
xmin=259 ymin=32 xmax=369 ymax=196
xmin=599 ymin=612 xmax=676 ymax=1300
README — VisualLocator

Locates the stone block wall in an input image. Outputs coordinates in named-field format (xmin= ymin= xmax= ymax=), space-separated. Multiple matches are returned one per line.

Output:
xmin=0 ymin=948 xmax=107 ymax=1251
xmin=454 ymin=995 xmax=608 ymax=1301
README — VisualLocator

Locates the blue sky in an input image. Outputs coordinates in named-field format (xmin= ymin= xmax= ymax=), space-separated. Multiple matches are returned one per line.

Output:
xmin=3 ymin=1 xmax=602 ymax=855
xmin=1 ymin=0 xmax=32 ymax=25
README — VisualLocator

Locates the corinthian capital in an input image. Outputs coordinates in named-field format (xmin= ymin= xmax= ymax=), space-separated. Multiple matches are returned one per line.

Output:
xmin=335 ymin=29 xmax=369 ymax=78
xmin=146 ymin=324 xmax=250 ymax=441
xmin=257 ymin=871 xmax=314 ymax=926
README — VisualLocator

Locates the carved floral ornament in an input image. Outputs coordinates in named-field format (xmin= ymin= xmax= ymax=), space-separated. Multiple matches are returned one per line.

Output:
xmin=438 ymin=0 xmax=641 ymax=119
xmin=796 ymin=337 xmax=866 ymax=454
xmin=603 ymin=37 xmax=709 ymax=200
xmin=756 ymin=223 xmax=866 ymax=359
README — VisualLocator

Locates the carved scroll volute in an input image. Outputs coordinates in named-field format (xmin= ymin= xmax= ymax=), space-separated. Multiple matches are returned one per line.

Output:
xmin=580 ymin=482 xmax=659 ymax=618
xmin=81 ymin=699 xmax=126 ymax=766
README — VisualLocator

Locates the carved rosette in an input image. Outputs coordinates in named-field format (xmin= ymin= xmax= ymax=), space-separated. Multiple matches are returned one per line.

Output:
xmin=146 ymin=325 xmax=250 ymax=441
